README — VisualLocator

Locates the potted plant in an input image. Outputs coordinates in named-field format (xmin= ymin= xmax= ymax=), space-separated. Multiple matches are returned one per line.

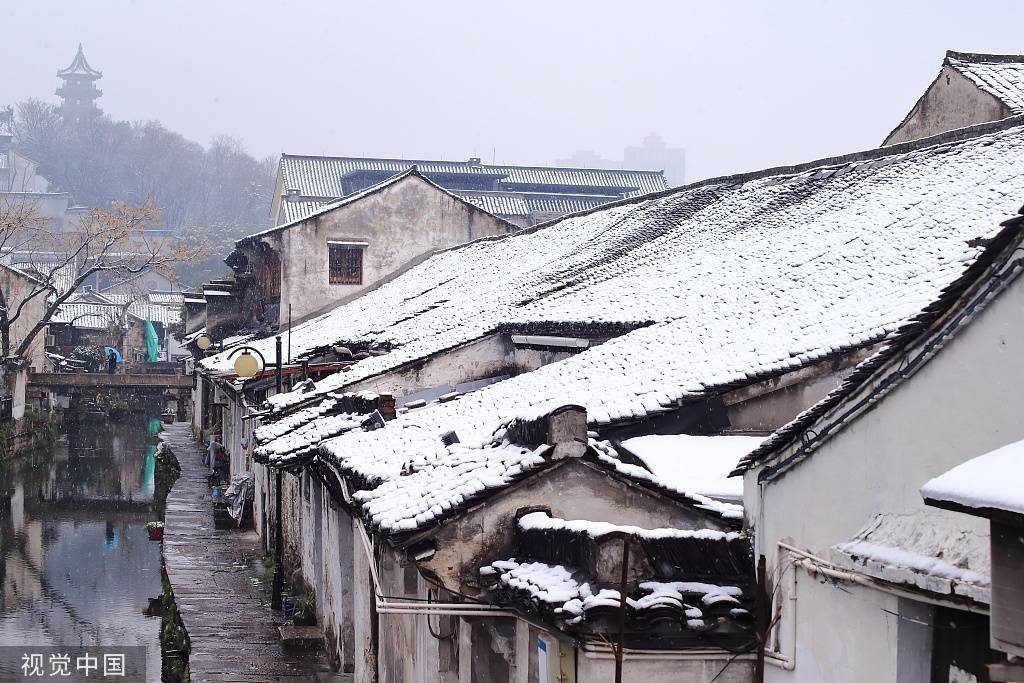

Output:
xmin=293 ymin=588 xmax=316 ymax=626
xmin=145 ymin=521 xmax=164 ymax=541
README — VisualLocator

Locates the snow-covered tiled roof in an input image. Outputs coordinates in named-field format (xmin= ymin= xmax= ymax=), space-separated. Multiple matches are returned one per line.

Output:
xmin=922 ymin=438 xmax=1024 ymax=516
xmin=52 ymin=303 xmax=132 ymax=330
xmin=480 ymin=559 xmax=748 ymax=630
xmin=253 ymin=391 xmax=381 ymax=467
xmin=350 ymin=440 xmax=554 ymax=534
xmin=455 ymin=191 xmax=529 ymax=217
xmin=278 ymin=154 xmax=667 ymax=201
xmin=206 ymin=120 xmax=1024 ymax=539
xmin=946 ymin=51 xmax=1024 ymax=114
xmin=147 ymin=291 xmax=185 ymax=306
xmin=733 ymin=210 xmax=1024 ymax=476
xmin=479 ymin=509 xmax=752 ymax=638
xmin=310 ymin=421 xmax=740 ymax=538
xmin=206 ymin=120 xmax=1024 ymax=449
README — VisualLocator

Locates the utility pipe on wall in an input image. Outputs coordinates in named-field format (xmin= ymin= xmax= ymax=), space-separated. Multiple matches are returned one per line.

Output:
xmin=271 ymin=335 xmax=284 ymax=610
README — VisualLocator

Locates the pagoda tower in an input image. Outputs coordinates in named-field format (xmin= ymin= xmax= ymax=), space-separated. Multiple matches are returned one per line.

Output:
xmin=56 ymin=44 xmax=102 ymax=122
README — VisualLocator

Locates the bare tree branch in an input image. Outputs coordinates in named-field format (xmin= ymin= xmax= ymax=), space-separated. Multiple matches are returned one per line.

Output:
xmin=0 ymin=200 xmax=202 ymax=362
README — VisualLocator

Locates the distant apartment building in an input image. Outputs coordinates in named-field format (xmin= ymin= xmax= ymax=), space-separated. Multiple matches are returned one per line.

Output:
xmin=558 ymin=133 xmax=686 ymax=187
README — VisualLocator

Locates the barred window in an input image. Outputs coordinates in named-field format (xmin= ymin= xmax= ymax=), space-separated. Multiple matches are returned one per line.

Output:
xmin=329 ymin=245 xmax=363 ymax=285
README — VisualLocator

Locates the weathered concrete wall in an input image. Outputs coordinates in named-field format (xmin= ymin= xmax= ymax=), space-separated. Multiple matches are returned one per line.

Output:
xmin=346 ymin=334 xmax=509 ymax=401
xmin=345 ymin=334 xmax=596 ymax=405
xmin=750 ymin=274 xmax=1024 ymax=683
xmin=884 ymin=66 xmax=1009 ymax=145
xmin=725 ymin=364 xmax=856 ymax=432
xmin=272 ymin=175 xmax=514 ymax=321
xmin=0 ymin=265 xmax=46 ymax=370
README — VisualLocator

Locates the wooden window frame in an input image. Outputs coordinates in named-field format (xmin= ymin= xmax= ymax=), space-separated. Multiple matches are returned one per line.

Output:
xmin=328 ymin=243 xmax=365 ymax=285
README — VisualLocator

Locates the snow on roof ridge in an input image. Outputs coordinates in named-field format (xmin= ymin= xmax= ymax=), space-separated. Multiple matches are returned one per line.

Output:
xmin=517 ymin=510 xmax=741 ymax=542
xmin=945 ymin=50 xmax=1024 ymax=65
xmin=278 ymin=151 xmax=667 ymax=177
xmin=406 ymin=112 xmax=1024 ymax=260
xmin=944 ymin=54 xmax=1024 ymax=115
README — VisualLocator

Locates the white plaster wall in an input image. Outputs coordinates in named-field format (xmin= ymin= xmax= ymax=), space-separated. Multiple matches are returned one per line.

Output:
xmin=774 ymin=579 xmax=899 ymax=683
xmin=0 ymin=265 xmax=47 ymax=370
xmin=275 ymin=175 xmax=514 ymax=320
xmin=189 ymin=379 xmax=202 ymax=436
xmin=347 ymin=334 xmax=508 ymax=400
xmin=352 ymin=524 xmax=376 ymax=683
xmin=750 ymin=275 xmax=1024 ymax=683
xmin=577 ymin=653 xmax=753 ymax=683
xmin=885 ymin=66 xmax=1009 ymax=145
xmin=317 ymin=503 xmax=355 ymax=673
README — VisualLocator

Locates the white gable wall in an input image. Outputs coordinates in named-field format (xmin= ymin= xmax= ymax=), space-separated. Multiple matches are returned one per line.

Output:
xmin=747 ymin=271 xmax=1024 ymax=683
xmin=269 ymin=175 xmax=514 ymax=321
xmin=885 ymin=65 xmax=1010 ymax=145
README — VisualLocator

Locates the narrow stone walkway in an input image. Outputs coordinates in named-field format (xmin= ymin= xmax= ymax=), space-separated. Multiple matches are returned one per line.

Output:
xmin=161 ymin=423 xmax=347 ymax=682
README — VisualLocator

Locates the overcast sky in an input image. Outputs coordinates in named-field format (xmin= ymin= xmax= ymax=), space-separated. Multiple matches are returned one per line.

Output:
xmin=4 ymin=1 xmax=1023 ymax=183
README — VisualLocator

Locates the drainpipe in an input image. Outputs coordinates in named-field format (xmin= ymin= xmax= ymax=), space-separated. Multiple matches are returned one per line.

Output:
xmin=614 ymin=535 xmax=630 ymax=683
xmin=755 ymin=555 xmax=766 ymax=682
xmin=271 ymin=336 xmax=284 ymax=610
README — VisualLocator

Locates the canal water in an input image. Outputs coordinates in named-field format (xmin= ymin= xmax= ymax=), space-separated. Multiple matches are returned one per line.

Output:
xmin=0 ymin=413 xmax=165 ymax=681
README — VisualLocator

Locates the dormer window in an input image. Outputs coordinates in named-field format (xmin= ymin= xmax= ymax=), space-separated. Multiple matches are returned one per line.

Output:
xmin=328 ymin=241 xmax=367 ymax=285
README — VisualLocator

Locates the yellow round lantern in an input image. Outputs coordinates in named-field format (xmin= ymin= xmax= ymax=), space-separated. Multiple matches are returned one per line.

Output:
xmin=233 ymin=350 xmax=262 ymax=378
xmin=195 ymin=333 xmax=213 ymax=351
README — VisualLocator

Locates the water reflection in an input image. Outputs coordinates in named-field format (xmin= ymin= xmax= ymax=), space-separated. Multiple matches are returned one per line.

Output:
xmin=0 ymin=413 xmax=165 ymax=680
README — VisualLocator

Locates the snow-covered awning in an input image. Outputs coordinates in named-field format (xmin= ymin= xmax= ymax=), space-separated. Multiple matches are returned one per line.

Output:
xmin=922 ymin=439 xmax=1024 ymax=517
xmin=830 ymin=511 xmax=990 ymax=605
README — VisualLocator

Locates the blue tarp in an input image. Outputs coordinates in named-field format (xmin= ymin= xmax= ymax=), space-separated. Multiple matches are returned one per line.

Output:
xmin=143 ymin=320 xmax=159 ymax=362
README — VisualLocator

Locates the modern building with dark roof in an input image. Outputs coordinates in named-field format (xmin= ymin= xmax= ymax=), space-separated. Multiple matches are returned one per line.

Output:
xmin=270 ymin=152 xmax=669 ymax=227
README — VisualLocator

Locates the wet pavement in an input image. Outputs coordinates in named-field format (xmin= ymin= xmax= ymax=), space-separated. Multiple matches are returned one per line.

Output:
xmin=0 ymin=412 xmax=166 ymax=681
xmin=161 ymin=424 xmax=346 ymax=683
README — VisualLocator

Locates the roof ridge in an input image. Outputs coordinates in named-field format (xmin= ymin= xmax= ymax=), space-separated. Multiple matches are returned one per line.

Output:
xmin=241 ymin=166 xmax=517 ymax=244
xmin=424 ymin=114 xmax=1024 ymax=259
xmin=279 ymin=152 xmax=665 ymax=176
xmin=945 ymin=50 xmax=1024 ymax=65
